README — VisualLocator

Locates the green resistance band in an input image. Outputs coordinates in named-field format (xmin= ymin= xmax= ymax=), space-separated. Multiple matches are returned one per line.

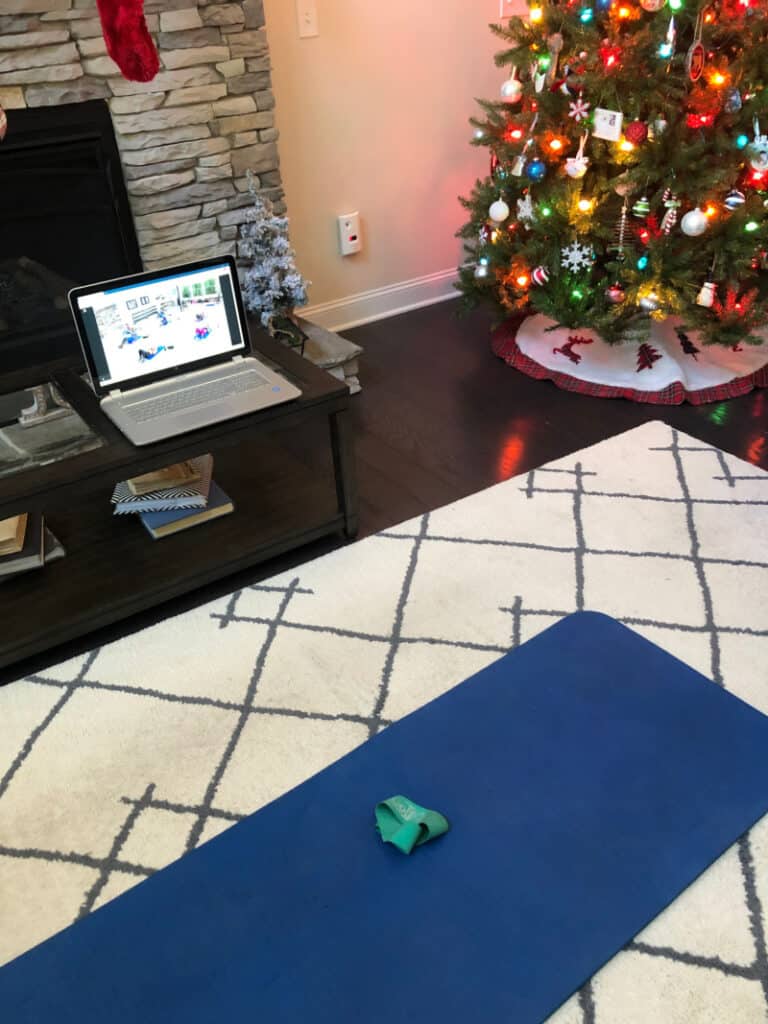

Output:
xmin=374 ymin=795 xmax=450 ymax=855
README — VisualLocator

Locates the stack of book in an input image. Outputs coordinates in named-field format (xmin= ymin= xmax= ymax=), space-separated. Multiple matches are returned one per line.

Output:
xmin=111 ymin=455 xmax=234 ymax=540
xmin=0 ymin=512 xmax=65 ymax=582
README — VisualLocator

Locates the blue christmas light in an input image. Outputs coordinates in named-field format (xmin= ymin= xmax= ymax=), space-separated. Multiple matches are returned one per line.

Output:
xmin=658 ymin=41 xmax=674 ymax=59
xmin=637 ymin=254 xmax=649 ymax=270
xmin=736 ymin=133 xmax=749 ymax=149
xmin=596 ymin=0 xmax=610 ymax=9
xmin=480 ymin=257 xmax=489 ymax=265
xmin=580 ymin=6 xmax=594 ymax=21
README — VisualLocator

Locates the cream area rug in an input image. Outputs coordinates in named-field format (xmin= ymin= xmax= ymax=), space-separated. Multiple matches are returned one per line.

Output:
xmin=1 ymin=420 xmax=767 ymax=1023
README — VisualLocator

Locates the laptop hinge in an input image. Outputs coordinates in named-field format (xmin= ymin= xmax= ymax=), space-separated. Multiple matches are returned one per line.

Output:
xmin=232 ymin=355 xmax=245 ymax=363
xmin=108 ymin=388 xmax=122 ymax=398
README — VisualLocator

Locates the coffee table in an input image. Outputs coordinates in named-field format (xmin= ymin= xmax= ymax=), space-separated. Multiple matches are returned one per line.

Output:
xmin=0 ymin=328 xmax=356 ymax=672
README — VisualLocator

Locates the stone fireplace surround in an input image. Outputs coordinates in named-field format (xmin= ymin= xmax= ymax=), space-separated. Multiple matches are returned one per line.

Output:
xmin=0 ymin=0 xmax=282 ymax=271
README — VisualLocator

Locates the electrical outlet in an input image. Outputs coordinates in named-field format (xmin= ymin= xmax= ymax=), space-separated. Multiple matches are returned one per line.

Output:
xmin=296 ymin=0 xmax=319 ymax=38
xmin=338 ymin=212 xmax=362 ymax=256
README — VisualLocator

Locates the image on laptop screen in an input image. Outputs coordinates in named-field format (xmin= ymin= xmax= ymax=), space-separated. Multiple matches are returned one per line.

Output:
xmin=75 ymin=262 xmax=246 ymax=389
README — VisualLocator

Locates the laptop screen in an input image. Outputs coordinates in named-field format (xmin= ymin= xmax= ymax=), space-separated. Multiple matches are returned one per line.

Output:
xmin=74 ymin=262 xmax=246 ymax=389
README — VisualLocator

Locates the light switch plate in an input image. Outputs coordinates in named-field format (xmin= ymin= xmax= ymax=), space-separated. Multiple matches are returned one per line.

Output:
xmin=296 ymin=0 xmax=319 ymax=38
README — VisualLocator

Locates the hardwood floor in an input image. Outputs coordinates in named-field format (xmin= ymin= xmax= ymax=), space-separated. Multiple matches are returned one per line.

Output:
xmin=3 ymin=299 xmax=766 ymax=683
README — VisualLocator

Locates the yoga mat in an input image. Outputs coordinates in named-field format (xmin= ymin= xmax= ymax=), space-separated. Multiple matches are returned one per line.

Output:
xmin=2 ymin=611 xmax=768 ymax=1023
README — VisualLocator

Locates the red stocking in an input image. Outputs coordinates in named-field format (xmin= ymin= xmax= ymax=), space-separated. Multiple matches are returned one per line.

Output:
xmin=96 ymin=0 xmax=159 ymax=83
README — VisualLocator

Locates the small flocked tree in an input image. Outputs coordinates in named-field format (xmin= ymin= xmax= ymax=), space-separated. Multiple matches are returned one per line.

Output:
xmin=458 ymin=0 xmax=768 ymax=349
xmin=240 ymin=173 xmax=309 ymax=345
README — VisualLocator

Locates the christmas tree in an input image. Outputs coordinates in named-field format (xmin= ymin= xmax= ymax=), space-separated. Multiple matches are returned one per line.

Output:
xmin=240 ymin=173 xmax=309 ymax=342
xmin=458 ymin=0 xmax=768 ymax=349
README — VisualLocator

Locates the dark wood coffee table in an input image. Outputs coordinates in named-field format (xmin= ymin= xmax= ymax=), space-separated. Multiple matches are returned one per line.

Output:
xmin=0 ymin=330 xmax=357 ymax=671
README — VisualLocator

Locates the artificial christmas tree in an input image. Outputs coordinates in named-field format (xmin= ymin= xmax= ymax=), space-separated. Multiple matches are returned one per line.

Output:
xmin=458 ymin=0 xmax=768 ymax=402
xmin=240 ymin=174 xmax=310 ymax=349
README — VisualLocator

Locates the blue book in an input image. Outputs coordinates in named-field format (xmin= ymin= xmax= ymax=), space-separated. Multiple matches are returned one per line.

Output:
xmin=138 ymin=482 xmax=233 ymax=540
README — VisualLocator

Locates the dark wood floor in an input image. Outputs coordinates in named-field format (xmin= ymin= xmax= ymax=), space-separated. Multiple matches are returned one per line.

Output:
xmin=3 ymin=300 xmax=766 ymax=683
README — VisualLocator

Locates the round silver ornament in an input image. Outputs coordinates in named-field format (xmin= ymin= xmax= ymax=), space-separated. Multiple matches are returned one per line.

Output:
xmin=680 ymin=208 xmax=708 ymax=236
xmin=639 ymin=291 xmax=661 ymax=312
xmin=488 ymin=198 xmax=510 ymax=223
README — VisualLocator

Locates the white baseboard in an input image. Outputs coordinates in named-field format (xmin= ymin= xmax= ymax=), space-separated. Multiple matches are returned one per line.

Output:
xmin=301 ymin=268 xmax=459 ymax=332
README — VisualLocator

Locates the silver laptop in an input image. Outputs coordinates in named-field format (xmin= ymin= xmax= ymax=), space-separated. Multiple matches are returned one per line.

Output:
xmin=68 ymin=256 xmax=301 ymax=446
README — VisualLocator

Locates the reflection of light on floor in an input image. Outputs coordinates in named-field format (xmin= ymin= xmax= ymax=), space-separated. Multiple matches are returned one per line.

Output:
xmin=747 ymin=434 xmax=766 ymax=465
xmin=708 ymin=402 xmax=729 ymax=426
xmin=496 ymin=432 xmax=526 ymax=481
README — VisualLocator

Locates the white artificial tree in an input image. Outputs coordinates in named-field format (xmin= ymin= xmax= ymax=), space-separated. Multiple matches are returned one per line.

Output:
xmin=239 ymin=173 xmax=309 ymax=346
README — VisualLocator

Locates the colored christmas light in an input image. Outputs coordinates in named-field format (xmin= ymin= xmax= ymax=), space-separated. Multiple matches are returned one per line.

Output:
xmin=709 ymin=71 xmax=727 ymax=86
xmin=516 ymin=273 xmax=530 ymax=286
xmin=637 ymin=254 xmax=649 ymax=269
xmin=658 ymin=40 xmax=674 ymax=58
xmin=577 ymin=198 xmax=594 ymax=212
xmin=571 ymin=288 xmax=584 ymax=300
xmin=736 ymin=134 xmax=749 ymax=148
xmin=619 ymin=137 xmax=635 ymax=152
xmin=704 ymin=203 xmax=718 ymax=218
xmin=580 ymin=6 xmax=594 ymax=21
xmin=668 ymin=0 xmax=682 ymax=10
xmin=617 ymin=5 xmax=632 ymax=17
xmin=745 ymin=220 xmax=759 ymax=231
xmin=530 ymin=4 xmax=544 ymax=22
xmin=541 ymin=205 xmax=552 ymax=216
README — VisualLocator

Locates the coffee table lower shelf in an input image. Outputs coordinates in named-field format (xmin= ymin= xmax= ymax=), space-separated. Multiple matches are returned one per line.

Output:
xmin=0 ymin=444 xmax=343 ymax=671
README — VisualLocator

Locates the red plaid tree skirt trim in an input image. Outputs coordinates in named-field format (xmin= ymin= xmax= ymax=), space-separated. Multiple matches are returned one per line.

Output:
xmin=491 ymin=318 xmax=768 ymax=406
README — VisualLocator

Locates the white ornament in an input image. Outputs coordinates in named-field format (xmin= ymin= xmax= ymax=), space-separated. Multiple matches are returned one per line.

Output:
xmin=501 ymin=67 xmax=522 ymax=103
xmin=568 ymin=94 xmax=591 ymax=123
xmin=680 ymin=208 xmax=707 ymax=237
xmin=517 ymin=193 xmax=535 ymax=223
xmin=489 ymin=198 xmax=510 ymax=223
xmin=749 ymin=118 xmax=768 ymax=172
xmin=696 ymin=281 xmax=716 ymax=307
xmin=565 ymin=132 xmax=589 ymax=179
xmin=592 ymin=108 xmax=624 ymax=142
xmin=561 ymin=240 xmax=594 ymax=273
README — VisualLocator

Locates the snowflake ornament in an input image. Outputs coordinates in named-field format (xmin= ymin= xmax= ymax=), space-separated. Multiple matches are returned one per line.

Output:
xmin=568 ymin=94 xmax=591 ymax=123
xmin=517 ymin=193 xmax=535 ymax=223
xmin=560 ymin=239 xmax=593 ymax=272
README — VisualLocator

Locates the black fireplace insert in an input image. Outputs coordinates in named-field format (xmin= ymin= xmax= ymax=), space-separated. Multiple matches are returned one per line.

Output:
xmin=0 ymin=99 xmax=142 ymax=371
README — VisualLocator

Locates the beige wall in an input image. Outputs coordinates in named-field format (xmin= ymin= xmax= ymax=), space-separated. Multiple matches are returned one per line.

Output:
xmin=264 ymin=0 xmax=503 ymax=313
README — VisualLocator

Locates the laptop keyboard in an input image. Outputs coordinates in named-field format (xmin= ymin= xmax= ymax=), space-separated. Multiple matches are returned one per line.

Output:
xmin=123 ymin=370 xmax=271 ymax=423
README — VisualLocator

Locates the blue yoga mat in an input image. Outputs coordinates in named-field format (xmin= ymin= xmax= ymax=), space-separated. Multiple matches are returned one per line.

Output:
xmin=3 ymin=612 xmax=768 ymax=1023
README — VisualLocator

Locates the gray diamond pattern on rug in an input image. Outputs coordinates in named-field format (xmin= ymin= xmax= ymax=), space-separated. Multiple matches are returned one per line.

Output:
xmin=1 ymin=421 xmax=767 ymax=1023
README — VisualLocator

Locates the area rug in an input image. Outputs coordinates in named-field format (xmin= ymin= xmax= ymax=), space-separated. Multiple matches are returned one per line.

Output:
xmin=1 ymin=420 xmax=767 ymax=1023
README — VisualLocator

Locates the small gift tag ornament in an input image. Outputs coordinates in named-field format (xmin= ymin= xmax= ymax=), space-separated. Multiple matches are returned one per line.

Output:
xmin=749 ymin=118 xmax=768 ymax=173
xmin=696 ymin=281 xmax=716 ymax=307
xmin=592 ymin=107 xmax=623 ymax=141
xmin=565 ymin=133 xmax=589 ymax=178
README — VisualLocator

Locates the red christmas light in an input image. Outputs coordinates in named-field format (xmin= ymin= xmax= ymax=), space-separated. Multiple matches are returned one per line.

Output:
xmin=599 ymin=43 xmax=622 ymax=70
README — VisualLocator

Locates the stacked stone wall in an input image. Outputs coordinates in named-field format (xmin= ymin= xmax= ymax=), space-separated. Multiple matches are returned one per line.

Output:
xmin=0 ymin=0 xmax=282 ymax=270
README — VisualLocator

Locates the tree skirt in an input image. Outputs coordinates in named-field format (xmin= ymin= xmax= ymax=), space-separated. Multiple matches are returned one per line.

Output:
xmin=492 ymin=314 xmax=768 ymax=405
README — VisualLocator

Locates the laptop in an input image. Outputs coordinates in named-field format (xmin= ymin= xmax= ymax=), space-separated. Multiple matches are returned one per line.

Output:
xmin=68 ymin=256 xmax=302 ymax=446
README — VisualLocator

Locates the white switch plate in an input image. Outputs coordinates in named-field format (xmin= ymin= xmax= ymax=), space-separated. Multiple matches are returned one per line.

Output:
xmin=296 ymin=0 xmax=319 ymax=38
xmin=338 ymin=212 xmax=361 ymax=256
